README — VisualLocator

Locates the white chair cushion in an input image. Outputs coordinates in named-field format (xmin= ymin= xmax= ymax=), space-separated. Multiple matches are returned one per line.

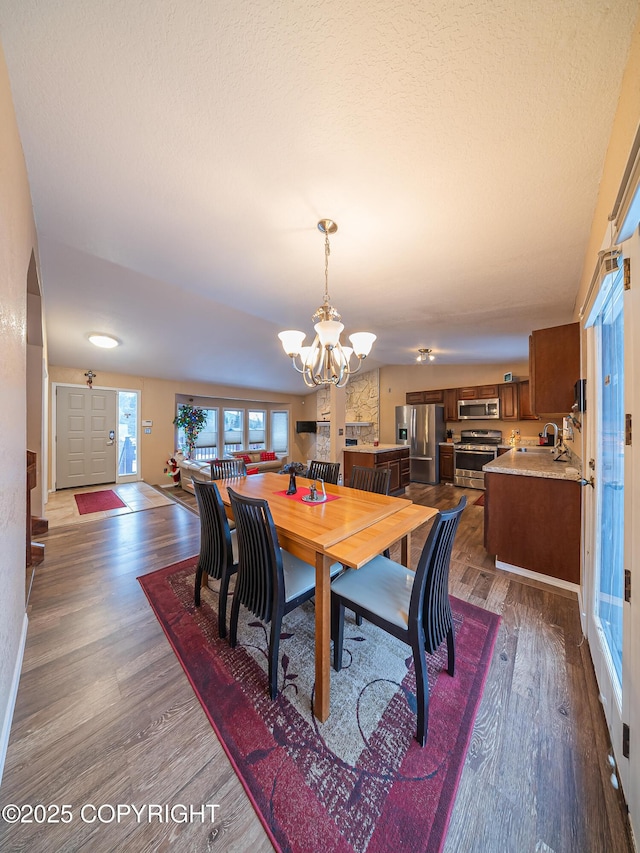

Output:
xmin=330 ymin=555 xmax=414 ymax=630
xmin=281 ymin=550 xmax=342 ymax=603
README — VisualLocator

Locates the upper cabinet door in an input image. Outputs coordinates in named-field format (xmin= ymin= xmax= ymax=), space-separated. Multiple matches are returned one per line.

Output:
xmin=529 ymin=322 xmax=580 ymax=415
xmin=458 ymin=386 xmax=478 ymax=399
xmin=477 ymin=384 xmax=499 ymax=399
xmin=518 ymin=380 xmax=538 ymax=420
xmin=406 ymin=391 xmax=426 ymax=404
xmin=499 ymin=383 xmax=518 ymax=420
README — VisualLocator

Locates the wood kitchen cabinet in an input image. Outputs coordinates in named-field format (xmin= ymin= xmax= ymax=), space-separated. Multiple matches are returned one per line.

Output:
xmin=406 ymin=391 xmax=426 ymax=404
xmin=477 ymin=384 xmax=499 ymax=398
xmin=457 ymin=384 xmax=498 ymax=400
xmin=457 ymin=386 xmax=478 ymax=400
xmin=439 ymin=444 xmax=454 ymax=482
xmin=529 ymin=322 xmax=580 ymax=415
xmin=518 ymin=379 xmax=537 ymax=420
xmin=498 ymin=383 xmax=518 ymax=420
xmin=405 ymin=389 xmax=444 ymax=404
xmin=444 ymin=389 xmax=458 ymax=421
xmin=343 ymin=447 xmax=410 ymax=494
xmin=484 ymin=471 xmax=581 ymax=585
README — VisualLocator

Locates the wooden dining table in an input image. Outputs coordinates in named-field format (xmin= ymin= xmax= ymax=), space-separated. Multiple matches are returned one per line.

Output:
xmin=214 ymin=471 xmax=438 ymax=721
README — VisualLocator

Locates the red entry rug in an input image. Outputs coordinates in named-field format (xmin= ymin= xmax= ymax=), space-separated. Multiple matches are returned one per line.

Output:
xmin=473 ymin=493 xmax=485 ymax=507
xmin=138 ymin=557 xmax=500 ymax=853
xmin=74 ymin=489 xmax=127 ymax=514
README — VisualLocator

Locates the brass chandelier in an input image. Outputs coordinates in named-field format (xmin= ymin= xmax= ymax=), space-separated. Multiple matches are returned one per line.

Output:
xmin=278 ymin=219 xmax=376 ymax=388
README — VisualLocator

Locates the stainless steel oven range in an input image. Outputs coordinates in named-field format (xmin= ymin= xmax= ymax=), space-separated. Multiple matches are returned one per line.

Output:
xmin=454 ymin=429 xmax=503 ymax=490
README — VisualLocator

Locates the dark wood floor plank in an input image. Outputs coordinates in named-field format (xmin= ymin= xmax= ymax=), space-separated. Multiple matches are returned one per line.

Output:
xmin=0 ymin=487 xmax=633 ymax=853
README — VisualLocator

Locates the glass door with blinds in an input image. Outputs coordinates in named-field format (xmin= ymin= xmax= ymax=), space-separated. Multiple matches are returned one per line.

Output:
xmin=584 ymin=257 xmax=629 ymax=794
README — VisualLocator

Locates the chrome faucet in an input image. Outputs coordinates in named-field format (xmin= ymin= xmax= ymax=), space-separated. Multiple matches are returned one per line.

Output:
xmin=542 ymin=422 xmax=559 ymax=447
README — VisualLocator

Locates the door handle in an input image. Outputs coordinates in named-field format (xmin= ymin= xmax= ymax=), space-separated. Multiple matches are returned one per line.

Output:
xmin=580 ymin=476 xmax=594 ymax=488
xmin=107 ymin=429 xmax=115 ymax=446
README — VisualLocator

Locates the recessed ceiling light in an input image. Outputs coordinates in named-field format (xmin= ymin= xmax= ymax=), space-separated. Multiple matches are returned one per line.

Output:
xmin=88 ymin=333 xmax=119 ymax=349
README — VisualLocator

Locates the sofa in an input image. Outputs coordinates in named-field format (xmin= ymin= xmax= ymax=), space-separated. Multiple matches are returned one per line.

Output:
xmin=178 ymin=450 xmax=287 ymax=493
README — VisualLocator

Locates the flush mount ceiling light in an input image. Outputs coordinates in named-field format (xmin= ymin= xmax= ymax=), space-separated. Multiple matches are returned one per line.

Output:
xmin=88 ymin=333 xmax=119 ymax=349
xmin=278 ymin=219 xmax=376 ymax=388
xmin=416 ymin=348 xmax=435 ymax=363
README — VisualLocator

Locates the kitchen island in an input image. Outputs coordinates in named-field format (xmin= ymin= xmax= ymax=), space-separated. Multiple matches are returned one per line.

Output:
xmin=343 ymin=445 xmax=410 ymax=494
xmin=483 ymin=448 xmax=582 ymax=588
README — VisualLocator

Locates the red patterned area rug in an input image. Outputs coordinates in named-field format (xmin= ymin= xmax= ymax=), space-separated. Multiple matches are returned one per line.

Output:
xmin=138 ymin=557 xmax=500 ymax=853
xmin=74 ymin=489 xmax=127 ymax=514
xmin=473 ymin=493 xmax=485 ymax=507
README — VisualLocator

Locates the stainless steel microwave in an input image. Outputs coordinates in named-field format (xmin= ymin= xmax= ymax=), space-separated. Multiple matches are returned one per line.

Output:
xmin=457 ymin=398 xmax=500 ymax=419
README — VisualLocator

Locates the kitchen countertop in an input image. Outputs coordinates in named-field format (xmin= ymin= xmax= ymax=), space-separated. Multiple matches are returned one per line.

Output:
xmin=343 ymin=444 xmax=409 ymax=454
xmin=483 ymin=447 xmax=582 ymax=481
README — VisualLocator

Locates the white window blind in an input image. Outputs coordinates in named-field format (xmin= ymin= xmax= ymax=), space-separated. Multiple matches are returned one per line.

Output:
xmin=271 ymin=411 xmax=289 ymax=453
xmin=248 ymin=410 xmax=266 ymax=446
xmin=195 ymin=408 xmax=218 ymax=448
xmin=224 ymin=409 xmax=243 ymax=445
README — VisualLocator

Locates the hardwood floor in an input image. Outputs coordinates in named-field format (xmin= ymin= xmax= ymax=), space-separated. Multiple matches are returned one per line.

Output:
xmin=0 ymin=483 xmax=633 ymax=852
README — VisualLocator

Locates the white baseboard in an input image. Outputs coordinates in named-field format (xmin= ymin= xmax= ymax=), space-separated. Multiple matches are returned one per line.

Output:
xmin=0 ymin=613 xmax=28 ymax=785
xmin=495 ymin=559 xmax=580 ymax=595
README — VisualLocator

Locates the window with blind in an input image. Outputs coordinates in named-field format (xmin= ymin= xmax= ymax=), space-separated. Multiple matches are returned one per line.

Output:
xmin=271 ymin=410 xmax=289 ymax=453
xmin=176 ymin=407 xmax=218 ymax=460
xmin=223 ymin=409 xmax=244 ymax=452
xmin=174 ymin=397 xmax=289 ymax=457
xmin=248 ymin=410 xmax=266 ymax=449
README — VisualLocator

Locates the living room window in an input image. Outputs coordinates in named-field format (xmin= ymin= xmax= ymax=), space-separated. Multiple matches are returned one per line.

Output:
xmin=248 ymin=410 xmax=266 ymax=450
xmin=174 ymin=396 xmax=289 ymax=457
xmin=176 ymin=407 xmax=218 ymax=460
xmin=223 ymin=409 xmax=244 ymax=453
xmin=271 ymin=410 xmax=289 ymax=454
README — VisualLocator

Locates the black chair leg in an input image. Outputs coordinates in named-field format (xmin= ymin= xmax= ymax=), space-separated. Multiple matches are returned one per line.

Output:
xmin=331 ymin=599 xmax=345 ymax=671
xmin=229 ymin=594 xmax=241 ymax=648
xmin=268 ymin=616 xmax=282 ymax=700
xmin=355 ymin=613 xmax=363 ymax=626
xmin=412 ymin=634 xmax=429 ymax=747
xmin=446 ymin=625 xmax=455 ymax=676
xmin=194 ymin=564 xmax=203 ymax=606
xmin=218 ymin=571 xmax=231 ymax=639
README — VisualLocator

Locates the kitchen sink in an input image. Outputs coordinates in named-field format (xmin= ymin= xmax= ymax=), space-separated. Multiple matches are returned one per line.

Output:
xmin=516 ymin=446 xmax=555 ymax=453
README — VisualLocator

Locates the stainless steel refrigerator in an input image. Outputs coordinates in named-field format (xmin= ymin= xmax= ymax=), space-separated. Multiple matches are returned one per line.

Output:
xmin=395 ymin=404 xmax=445 ymax=484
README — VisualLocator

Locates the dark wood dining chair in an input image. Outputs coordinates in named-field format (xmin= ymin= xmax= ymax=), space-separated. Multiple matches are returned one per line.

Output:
xmin=349 ymin=465 xmax=391 ymax=495
xmin=347 ymin=464 xmax=392 ymax=623
xmin=211 ymin=458 xmax=247 ymax=479
xmin=227 ymin=488 xmax=341 ymax=700
xmin=192 ymin=479 xmax=238 ymax=639
xmin=331 ymin=496 xmax=467 ymax=746
xmin=307 ymin=460 xmax=340 ymax=485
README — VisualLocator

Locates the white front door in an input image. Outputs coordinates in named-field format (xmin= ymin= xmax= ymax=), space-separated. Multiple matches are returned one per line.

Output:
xmin=56 ymin=386 xmax=117 ymax=488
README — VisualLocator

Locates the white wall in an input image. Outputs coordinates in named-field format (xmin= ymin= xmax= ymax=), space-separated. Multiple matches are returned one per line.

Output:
xmin=0 ymin=44 xmax=38 ymax=780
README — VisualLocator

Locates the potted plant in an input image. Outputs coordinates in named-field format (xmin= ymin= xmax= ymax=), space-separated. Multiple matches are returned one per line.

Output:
xmin=173 ymin=404 xmax=208 ymax=459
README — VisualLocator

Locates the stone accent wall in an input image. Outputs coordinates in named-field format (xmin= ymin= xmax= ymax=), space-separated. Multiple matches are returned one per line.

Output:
xmin=314 ymin=370 xmax=380 ymax=462
xmin=345 ymin=369 xmax=379 ymax=446
xmin=315 ymin=385 xmax=331 ymax=461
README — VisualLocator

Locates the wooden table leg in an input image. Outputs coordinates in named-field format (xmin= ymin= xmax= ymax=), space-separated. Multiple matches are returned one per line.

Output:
xmin=400 ymin=532 xmax=411 ymax=568
xmin=314 ymin=552 xmax=331 ymax=722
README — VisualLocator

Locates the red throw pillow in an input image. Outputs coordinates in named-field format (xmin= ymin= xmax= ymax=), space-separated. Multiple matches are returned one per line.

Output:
xmin=260 ymin=451 xmax=277 ymax=461
xmin=246 ymin=467 xmax=260 ymax=475
xmin=241 ymin=454 xmax=252 ymax=464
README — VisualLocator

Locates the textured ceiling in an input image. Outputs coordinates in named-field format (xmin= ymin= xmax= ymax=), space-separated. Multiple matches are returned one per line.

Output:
xmin=1 ymin=1 xmax=638 ymax=394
